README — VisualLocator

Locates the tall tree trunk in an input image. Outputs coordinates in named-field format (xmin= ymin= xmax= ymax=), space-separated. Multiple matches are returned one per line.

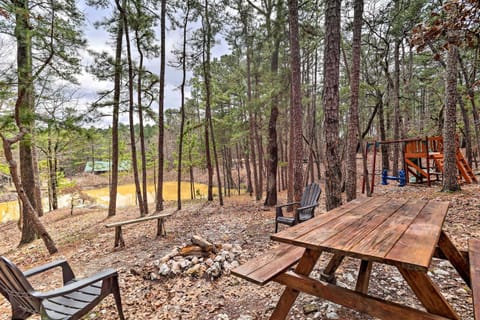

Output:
xmin=264 ymin=8 xmax=282 ymax=205
xmin=202 ymin=0 xmax=214 ymax=202
xmin=134 ymin=19 xmax=149 ymax=215
xmin=323 ymin=0 xmax=342 ymax=211
xmin=287 ymin=0 xmax=303 ymax=202
xmin=442 ymin=39 xmax=460 ymax=192
xmin=117 ymin=0 xmax=146 ymax=216
xmin=14 ymin=0 xmax=38 ymax=243
xmin=156 ymin=0 xmax=166 ymax=211
xmin=177 ymin=3 xmax=190 ymax=210
xmin=108 ymin=5 xmax=123 ymax=217
xmin=345 ymin=0 xmax=363 ymax=202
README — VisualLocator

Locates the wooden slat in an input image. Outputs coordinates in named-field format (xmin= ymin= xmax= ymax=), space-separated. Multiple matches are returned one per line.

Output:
xmin=271 ymin=197 xmax=378 ymax=245
xmin=350 ymin=200 xmax=427 ymax=260
xmin=386 ymin=201 xmax=449 ymax=270
xmin=77 ymin=282 xmax=102 ymax=296
xmin=231 ymin=244 xmax=305 ymax=285
xmin=43 ymin=299 xmax=79 ymax=316
xmin=286 ymin=197 xmax=390 ymax=251
xmin=105 ymin=212 xmax=173 ymax=228
xmin=469 ymin=239 xmax=480 ymax=320
xmin=274 ymin=271 xmax=451 ymax=320
xmin=64 ymin=291 xmax=97 ymax=303
xmin=323 ymin=199 xmax=408 ymax=252
xmin=48 ymin=296 xmax=89 ymax=309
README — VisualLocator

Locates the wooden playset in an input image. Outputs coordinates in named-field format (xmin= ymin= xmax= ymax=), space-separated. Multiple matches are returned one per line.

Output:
xmin=364 ymin=136 xmax=477 ymax=193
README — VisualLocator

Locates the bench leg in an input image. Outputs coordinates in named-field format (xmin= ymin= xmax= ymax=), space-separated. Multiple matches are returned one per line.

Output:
xmin=270 ymin=248 xmax=322 ymax=320
xmin=157 ymin=218 xmax=167 ymax=237
xmin=114 ymin=227 xmax=125 ymax=248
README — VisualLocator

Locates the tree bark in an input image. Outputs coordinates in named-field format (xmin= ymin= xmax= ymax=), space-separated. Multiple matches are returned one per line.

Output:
xmin=442 ymin=40 xmax=460 ymax=192
xmin=156 ymin=0 xmax=166 ymax=211
xmin=345 ymin=0 xmax=363 ymax=202
xmin=323 ymin=0 xmax=342 ymax=210
xmin=287 ymin=0 xmax=304 ymax=202
xmin=108 ymin=4 xmax=123 ymax=217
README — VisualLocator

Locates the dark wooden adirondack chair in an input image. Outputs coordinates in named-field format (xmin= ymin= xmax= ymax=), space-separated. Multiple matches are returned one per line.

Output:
xmin=275 ymin=182 xmax=321 ymax=233
xmin=0 ymin=256 xmax=125 ymax=320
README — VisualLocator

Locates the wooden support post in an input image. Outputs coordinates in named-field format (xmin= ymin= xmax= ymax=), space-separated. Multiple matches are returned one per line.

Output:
xmin=270 ymin=249 xmax=322 ymax=320
xmin=438 ymin=230 xmax=471 ymax=288
xmin=157 ymin=218 xmax=167 ymax=237
xmin=398 ymin=267 xmax=460 ymax=320
xmin=371 ymin=141 xmax=377 ymax=193
xmin=114 ymin=227 xmax=125 ymax=248
xmin=355 ymin=260 xmax=372 ymax=294
xmin=320 ymin=254 xmax=345 ymax=283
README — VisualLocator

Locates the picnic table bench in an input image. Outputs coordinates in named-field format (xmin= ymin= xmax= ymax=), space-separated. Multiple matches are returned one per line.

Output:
xmin=233 ymin=197 xmax=474 ymax=320
xmin=105 ymin=212 xmax=173 ymax=248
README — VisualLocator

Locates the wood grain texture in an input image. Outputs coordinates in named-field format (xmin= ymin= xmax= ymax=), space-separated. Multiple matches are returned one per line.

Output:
xmin=231 ymin=244 xmax=305 ymax=285
xmin=386 ymin=201 xmax=449 ymax=270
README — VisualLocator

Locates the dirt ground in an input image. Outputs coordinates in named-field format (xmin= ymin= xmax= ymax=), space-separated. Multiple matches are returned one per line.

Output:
xmin=0 ymin=180 xmax=479 ymax=320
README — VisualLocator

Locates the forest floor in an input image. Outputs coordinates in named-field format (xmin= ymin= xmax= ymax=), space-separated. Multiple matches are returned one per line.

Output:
xmin=0 ymin=179 xmax=479 ymax=320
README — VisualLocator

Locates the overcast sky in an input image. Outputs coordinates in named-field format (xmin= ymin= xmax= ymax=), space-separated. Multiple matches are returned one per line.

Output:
xmin=78 ymin=2 xmax=231 ymax=125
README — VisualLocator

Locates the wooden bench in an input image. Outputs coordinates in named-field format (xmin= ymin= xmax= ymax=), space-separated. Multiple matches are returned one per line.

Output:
xmin=231 ymin=244 xmax=305 ymax=285
xmin=470 ymin=239 xmax=480 ymax=319
xmin=105 ymin=212 xmax=173 ymax=248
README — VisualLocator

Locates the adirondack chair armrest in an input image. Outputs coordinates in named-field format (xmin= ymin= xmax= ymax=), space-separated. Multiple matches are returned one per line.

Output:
xmin=23 ymin=259 xmax=75 ymax=284
xmin=276 ymin=202 xmax=300 ymax=217
xmin=31 ymin=268 xmax=118 ymax=299
xmin=296 ymin=203 xmax=318 ymax=212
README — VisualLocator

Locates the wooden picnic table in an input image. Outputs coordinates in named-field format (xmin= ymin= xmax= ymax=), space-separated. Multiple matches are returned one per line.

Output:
xmin=257 ymin=197 xmax=471 ymax=319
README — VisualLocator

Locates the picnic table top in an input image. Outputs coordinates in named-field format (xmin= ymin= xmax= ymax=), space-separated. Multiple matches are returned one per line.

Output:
xmin=271 ymin=196 xmax=450 ymax=272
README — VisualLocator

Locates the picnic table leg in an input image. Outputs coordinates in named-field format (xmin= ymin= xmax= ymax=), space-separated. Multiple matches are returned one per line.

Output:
xmin=438 ymin=230 xmax=471 ymax=288
xmin=270 ymin=249 xmax=322 ymax=320
xmin=398 ymin=267 xmax=460 ymax=320
xmin=355 ymin=260 xmax=372 ymax=294
xmin=320 ymin=254 xmax=344 ymax=284
xmin=114 ymin=226 xmax=125 ymax=248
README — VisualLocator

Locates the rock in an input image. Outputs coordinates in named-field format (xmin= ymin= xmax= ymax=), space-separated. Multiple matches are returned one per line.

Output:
xmin=223 ymin=243 xmax=233 ymax=251
xmin=433 ymin=268 xmax=449 ymax=276
xmin=236 ymin=315 xmax=252 ymax=320
xmin=326 ymin=311 xmax=339 ymax=319
xmin=186 ymin=264 xmax=204 ymax=277
xmin=205 ymin=258 xmax=214 ymax=267
xmin=158 ymin=263 xmax=170 ymax=276
xmin=313 ymin=312 xmax=322 ymax=319
xmin=179 ymin=259 xmax=191 ymax=269
xmin=171 ymin=261 xmax=182 ymax=275
xmin=303 ymin=302 xmax=318 ymax=314
xmin=344 ymin=273 xmax=355 ymax=283
xmin=231 ymin=260 xmax=240 ymax=269
xmin=191 ymin=256 xmax=199 ymax=264
xmin=215 ymin=314 xmax=229 ymax=320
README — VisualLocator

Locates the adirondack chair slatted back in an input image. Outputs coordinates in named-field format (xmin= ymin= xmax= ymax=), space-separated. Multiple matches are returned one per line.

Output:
xmin=0 ymin=257 xmax=40 ymax=315
xmin=298 ymin=183 xmax=321 ymax=221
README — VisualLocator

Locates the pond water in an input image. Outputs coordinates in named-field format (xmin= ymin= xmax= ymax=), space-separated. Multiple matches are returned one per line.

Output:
xmin=0 ymin=182 xmax=214 ymax=223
